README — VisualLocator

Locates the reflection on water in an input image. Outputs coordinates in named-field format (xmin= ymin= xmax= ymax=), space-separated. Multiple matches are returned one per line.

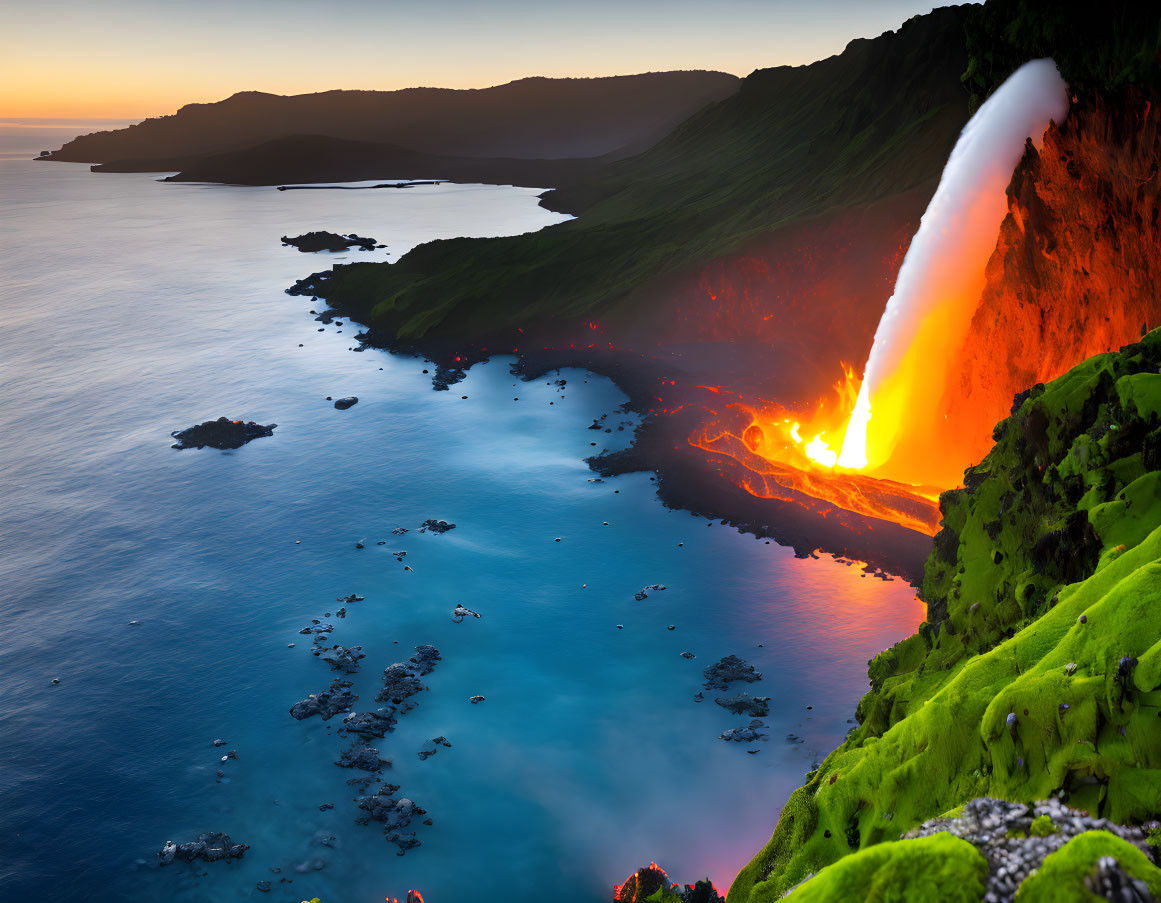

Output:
xmin=0 ymin=158 xmax=925 ymax=901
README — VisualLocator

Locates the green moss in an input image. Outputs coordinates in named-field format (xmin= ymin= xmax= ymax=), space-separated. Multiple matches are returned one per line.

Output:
xmin=781 ymin=834 xmax=987 ymax=903
xmin=1014 ymin=831 xmax=1161 ymax=902
xmin=962 ymin=0 xmax=1161 ymax=103
xmin=1029 ymin=815 xmax=1058 ymax=837
xmin=728 ymin=331 xmax=1161 ymax=902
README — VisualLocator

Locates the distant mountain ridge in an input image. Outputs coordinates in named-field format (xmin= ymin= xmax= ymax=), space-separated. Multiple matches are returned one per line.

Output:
xmin=42 ymin=71 xmax=739 ymax=165
xmin=88 ymin=134 xmax=607 ymax=187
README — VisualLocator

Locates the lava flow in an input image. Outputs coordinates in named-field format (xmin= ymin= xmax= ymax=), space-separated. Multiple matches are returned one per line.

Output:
xmin=687 ymin=368 xmax=943 ymax=536
xmin=687 ymin=61 xmax=1074 ymax=533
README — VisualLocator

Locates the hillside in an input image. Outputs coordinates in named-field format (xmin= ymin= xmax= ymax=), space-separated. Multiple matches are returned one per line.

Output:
xmin=726 ymin=328 xmax=1161 ymax=901
xmin=40 ymin=71 xmax=739 ymax=165
xmin=301 ymin=5 xmax=972 ymax=362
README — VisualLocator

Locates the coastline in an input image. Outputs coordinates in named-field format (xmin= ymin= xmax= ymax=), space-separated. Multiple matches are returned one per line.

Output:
xmin=288 ymin=273 xmax=936 ymax=585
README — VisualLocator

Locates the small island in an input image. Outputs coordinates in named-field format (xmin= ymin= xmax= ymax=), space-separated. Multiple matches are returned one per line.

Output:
xmin=281 ymin=231 xmax=381 ymax=253
xmin=170 ymin=417 xmax=277 ymax=450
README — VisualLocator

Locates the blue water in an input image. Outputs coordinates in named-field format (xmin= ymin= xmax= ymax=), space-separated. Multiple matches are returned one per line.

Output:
xmin=0 ymin=157 xmax=925 ymax=902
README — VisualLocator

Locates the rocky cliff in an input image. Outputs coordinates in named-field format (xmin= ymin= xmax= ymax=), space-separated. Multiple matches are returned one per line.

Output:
xmin=935 ymin=88 xmax=1161 ymax=479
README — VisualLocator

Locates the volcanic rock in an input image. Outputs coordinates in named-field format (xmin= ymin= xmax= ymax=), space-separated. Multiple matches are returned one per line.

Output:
xmin=290 ymin=679 xmax=357 ymax=721
xmin=341 ymin=708 xmax=398 ymax=739
xmin=281 ymin=231 xmax=378 ymax=252
xmin=418 ymin=736 xmax=451 ymax=761
xmin=702 ymin=654 xmax=763 ymax=690
xmin=157 ymin=832 xmax=249 ymax=865
xmin=335 ymin=743 xmax=390 ymax=772
xmin=320 ymin=643 xmax=366 ymax=674
xmin=720 ymin=719 xmax=768 ymax=742
xmin=419 ymin=519 xmax=456 ymax=534
xmin=452 ymin=604 xmax=481 ymax=623
xmin=170 ymin=417 xmax=276 ymax=450
xmin=715 ymin=692 xmax=771 ymax=717
xmin=904 ymin=797 xmax=1155 ymax=903
xmin=333 ymin=396 xmax=358 ymax=409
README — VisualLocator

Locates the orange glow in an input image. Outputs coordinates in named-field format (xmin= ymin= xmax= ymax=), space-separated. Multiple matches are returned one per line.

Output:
xmin=687 ymin=369 xmax=942 ymax=536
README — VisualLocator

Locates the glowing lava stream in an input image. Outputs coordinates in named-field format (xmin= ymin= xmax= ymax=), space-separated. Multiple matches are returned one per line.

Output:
xmin=689 ymin=60 xmax=1071 ymax=531
xmin=835 ymin=59 xmax=1069 ymax=485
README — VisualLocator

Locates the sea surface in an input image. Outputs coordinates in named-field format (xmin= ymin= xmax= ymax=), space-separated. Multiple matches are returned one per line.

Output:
xmin=0 ymin=152 xmax=926 ymax=902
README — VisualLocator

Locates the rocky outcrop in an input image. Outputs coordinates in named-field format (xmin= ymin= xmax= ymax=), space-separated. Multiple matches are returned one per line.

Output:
xmin=702 ymin=655 xmax=762 ymax=691
xmin=715 ymin=693 xmax=770 ymax=717
xmin=282 ymin=232 xmax=379 ymax=252
xmin=934 ymin=89 xmax=1161 ymax=479
xmin=376 ymin=645 xmax=441 ymax=706
xmin=290 ymin=679 xmax=357 ymax=721
xmin=170 ymin=417 xmax=275 ymax=450
xmin=157 ymin=832 xmax=248 ymax=865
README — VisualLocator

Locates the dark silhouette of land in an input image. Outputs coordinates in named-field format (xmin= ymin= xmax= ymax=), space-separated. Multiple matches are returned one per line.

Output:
xmin=92 ymin=134 xmax=609 ymax=187
xmin=41 ymin=71 xmax=739 ymax=169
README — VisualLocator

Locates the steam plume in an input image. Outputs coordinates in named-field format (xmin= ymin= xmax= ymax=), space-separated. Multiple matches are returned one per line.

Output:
xmin=838 ymin=59 xmax=1069 ymax=484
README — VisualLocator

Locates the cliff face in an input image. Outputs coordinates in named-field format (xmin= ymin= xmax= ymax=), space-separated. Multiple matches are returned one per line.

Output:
xmin=935 ymin=89 xmax=1161 ymax=475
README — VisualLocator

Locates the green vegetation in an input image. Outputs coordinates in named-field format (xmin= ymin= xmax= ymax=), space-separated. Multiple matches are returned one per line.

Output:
xmin=728 ymin=330 xmax=1161 ymax=901
xmin=963 ymin=0 xmax=1161 ymax=103
xmin=1014 ymin=831 xmax=1161 ymax=901
xmin=1029 ymin=814 xmax=1058 ymax=837
xmin=782 ymin=833 xmax=988 ymax=902
xmin=311 ymin=7 xmax=971 ymax=340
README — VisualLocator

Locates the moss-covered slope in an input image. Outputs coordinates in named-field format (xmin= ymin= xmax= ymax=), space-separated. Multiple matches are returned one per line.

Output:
xmin=728 ymin=330 xmax=1161 ymax=901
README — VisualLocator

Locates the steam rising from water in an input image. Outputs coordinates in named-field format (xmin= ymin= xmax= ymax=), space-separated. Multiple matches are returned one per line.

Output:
xmin=838 ymin=59 xmax=1069 ymax=481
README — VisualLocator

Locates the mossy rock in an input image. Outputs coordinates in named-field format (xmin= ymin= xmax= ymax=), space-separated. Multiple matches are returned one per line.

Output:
xmin=781 ymin=833 xmax=987 ymax=902
xmin=729 ymin=331 xmax=1161 ymax=901
xmin=1013 ymin=831 xmax=1161 ymax=902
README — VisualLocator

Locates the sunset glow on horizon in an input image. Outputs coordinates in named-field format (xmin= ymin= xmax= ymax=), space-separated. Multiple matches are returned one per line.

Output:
xmin=0 ymin=0 xmax=954 ymax=120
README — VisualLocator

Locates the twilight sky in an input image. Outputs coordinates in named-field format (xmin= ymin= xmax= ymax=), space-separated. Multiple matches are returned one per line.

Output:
xmin=1 ymin=0 xmax=958 ymax=120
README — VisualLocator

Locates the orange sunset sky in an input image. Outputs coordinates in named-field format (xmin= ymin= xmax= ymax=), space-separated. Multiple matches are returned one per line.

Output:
xmin=1 ymin=0 xmax=950 ymax=121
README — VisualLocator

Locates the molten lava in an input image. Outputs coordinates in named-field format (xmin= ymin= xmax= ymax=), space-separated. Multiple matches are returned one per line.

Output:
xmin=835 ymin=59 xmax=1069 ymax=486
xmin=688 ymin=367 xmax=943 ymax=536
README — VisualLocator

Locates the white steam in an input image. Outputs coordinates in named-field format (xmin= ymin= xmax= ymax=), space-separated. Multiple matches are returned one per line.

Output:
xmin=838 ymin=59 xmax=1069 ymax=472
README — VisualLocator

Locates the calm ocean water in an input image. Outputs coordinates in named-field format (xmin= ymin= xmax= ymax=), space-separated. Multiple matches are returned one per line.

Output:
xmin=0 ymin=152 xmax=925 ymax=902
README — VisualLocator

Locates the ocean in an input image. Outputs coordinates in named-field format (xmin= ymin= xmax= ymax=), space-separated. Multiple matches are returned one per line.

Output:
xmin=0 ymin=150 xmax=924 ymax=902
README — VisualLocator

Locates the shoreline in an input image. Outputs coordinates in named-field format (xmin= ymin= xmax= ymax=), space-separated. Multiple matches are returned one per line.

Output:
xmin=290 ymin=276 xmax=936 ymax=586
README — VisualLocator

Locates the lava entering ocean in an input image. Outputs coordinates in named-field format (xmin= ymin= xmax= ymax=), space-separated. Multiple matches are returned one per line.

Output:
xmin=690 ymin=60 xmax=1073 ymax=532
xmin=687 ymin=370 xmax=943 ymax=536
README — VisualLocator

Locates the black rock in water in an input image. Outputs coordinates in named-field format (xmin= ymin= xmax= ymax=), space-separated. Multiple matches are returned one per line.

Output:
xmin=341 ymin=708 xmax=398 ymax=739
xmin=170 ymin=417 xmax=276 ymax=450
xmin=419 ymin=519 xmax=455 ymax=534
xmin=409 ymin=644 xmax=442 ymax=675
xmin=320 ymin=643 xmax=365 ymax=674
xmin=431 ymin=364 xmax=467 ymax=391
xmin=290 ymin=679 xmax=357 ymax=721
xmin=417 ymin=736 xmax=451 ymax=761
xmin=336 ymin=743 xmax=390 ymax=772
xmin=702 ymin=654 xmax=763 ymax=690
xmin=157 ymin=832 xmax=249 ymax=865
xmin=281 ymin=231 xmax=379 ymax=253
xmin=715 ymin=692 xmax=770 ymax=717
xmin=354 ymin=791 xmax=427 ymax=854
xmin=333 ymin=396 xmax=358 ymax=410
xmin=376 ymin=645 xmax=441 ymax=705
xmin=720 ymin=719 xmax=768 ymax=742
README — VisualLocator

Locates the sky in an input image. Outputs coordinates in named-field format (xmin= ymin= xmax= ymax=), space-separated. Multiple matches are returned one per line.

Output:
xmin=0 ymin=0 xmax=958 ymax=121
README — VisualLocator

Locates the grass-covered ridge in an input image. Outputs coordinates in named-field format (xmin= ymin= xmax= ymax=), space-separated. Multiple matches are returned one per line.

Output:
xmin=727 ymin=329 xmax=1161 ymax=900
xmin=308 ymin=6 xmax=971 ymax=341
